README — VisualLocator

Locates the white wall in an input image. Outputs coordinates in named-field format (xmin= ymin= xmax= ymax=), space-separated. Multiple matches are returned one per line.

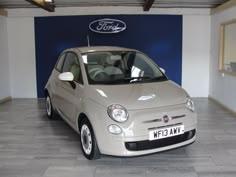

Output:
xmin=7 ymin=17 xmax=37 ymax=98
xmin=0 ymin=16 xmax=10 ymax=100
xmin=209 ymin=6 xmax=236 ymax=112
xmin=5 ymin=7 xmax=211 ymax=98
xmin=182 ymin=15 xmax=210 ymax=97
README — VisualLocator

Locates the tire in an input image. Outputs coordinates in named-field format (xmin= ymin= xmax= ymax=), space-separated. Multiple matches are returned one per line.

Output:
xmin=45 ymin=94 xmax=57 ymax=120
xmin=80 ymin=118 xmax=101 ymax=160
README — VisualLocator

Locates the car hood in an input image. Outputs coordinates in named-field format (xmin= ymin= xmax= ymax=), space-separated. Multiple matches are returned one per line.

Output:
xmin=87 ymin=80 xmax=187 ymax=110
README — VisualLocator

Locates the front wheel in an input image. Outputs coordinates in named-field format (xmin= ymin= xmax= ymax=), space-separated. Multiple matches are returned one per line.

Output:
xmin=45 ymin=94 xmax=57 ymax=120
xmin=80 ymin=118 xmax=101 ymax=160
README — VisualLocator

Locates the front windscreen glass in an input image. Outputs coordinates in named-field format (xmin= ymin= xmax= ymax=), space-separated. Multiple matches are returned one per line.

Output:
xmin=82 ymin=51 xmax=167 ymax=84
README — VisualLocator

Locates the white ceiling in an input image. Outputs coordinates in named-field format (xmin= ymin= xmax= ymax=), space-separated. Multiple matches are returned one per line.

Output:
xmin=0 ymin=0 xmax=230 ymax=9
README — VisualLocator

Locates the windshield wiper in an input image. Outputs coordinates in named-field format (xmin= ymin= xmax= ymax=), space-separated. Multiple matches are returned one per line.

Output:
xmin=94 ymin=77 xmax=150 ymax=85
xmin=150 ymin=76 xmax=167 ymax=81
xmin=94 ymin=76 xmax=167 ymax=85
xmin=124 ymin=76 xmax=152 ymax=83
xmin=128 ymin=76 xmax=167 ymax=83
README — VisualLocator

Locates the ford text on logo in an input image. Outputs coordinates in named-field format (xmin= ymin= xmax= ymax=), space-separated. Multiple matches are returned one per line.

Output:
xmin=89 ymin=18 xmax=126 ymax=34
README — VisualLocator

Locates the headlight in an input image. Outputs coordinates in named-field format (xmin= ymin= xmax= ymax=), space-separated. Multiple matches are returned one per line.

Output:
xmin=186 ymin=97 xmax=195 ymax=112
xmin=107 ymin=104 xmax=129 ymax=123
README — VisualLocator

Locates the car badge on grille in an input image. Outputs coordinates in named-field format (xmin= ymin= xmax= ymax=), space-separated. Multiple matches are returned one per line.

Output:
xmin=163 ymin=115 xmax=170 ymax=123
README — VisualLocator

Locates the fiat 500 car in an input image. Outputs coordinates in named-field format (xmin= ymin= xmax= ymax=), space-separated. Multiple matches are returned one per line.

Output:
xmin=45 ymin=46 xmax=197 ymax=160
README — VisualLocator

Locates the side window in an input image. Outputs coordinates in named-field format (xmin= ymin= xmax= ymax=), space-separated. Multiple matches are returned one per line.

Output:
xmin=62 ymin=52 xmax=83 ymax=84
xmin=55 ymin=53 xmax=66 ymax=72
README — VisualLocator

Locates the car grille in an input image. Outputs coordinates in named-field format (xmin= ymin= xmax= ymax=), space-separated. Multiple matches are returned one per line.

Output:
xmin=125 ymin=129 xmax=196 ymax=151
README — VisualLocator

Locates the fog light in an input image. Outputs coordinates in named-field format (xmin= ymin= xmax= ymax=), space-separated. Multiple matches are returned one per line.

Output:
xmin=108 ymin=124 xmax=122 ymax=135
xmin=187 ymin=129 xmax=196 ymax=139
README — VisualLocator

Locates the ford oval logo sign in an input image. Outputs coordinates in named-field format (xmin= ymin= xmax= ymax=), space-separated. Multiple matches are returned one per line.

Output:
xmin=89 ymin=18 xmax=126 ymax=34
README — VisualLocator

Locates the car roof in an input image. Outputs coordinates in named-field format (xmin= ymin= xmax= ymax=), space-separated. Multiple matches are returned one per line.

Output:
xmin=72 ymin=46 xmax=137 ymax=53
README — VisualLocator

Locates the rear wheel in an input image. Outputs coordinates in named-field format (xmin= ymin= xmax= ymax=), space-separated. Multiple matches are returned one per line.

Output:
xmin=80 ymin=118 xmax=101 ymax=160
xmin=45 ymin=94 xmax=57 ymax=120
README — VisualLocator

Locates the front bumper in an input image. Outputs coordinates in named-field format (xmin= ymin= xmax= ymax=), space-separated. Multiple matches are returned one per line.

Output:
xmin=125 ymin=129 xmax=196 ymax=151
xmin=93 ymin=104 xmax=197 ymax=156
xmin=98 ymin=128 xmax=196 ymax=157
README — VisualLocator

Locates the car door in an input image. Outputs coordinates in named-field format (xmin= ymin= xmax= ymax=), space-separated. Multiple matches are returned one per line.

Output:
xmin=57 ymin=51 xmax=84 ymax=124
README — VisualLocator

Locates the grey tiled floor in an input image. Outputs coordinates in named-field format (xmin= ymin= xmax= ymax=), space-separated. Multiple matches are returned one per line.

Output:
xmin=0 ymin=98 xmax=236 ymax=177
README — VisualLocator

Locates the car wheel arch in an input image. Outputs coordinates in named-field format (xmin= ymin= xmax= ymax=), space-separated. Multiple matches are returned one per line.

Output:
xmin=44 ymin=89 xmax=52 ymax=99
xmin=44 ymin=89 xmax=55 ymax=104
xmin=44 ymin=89 xmax=49 ymax=97
xmin=77 ymin=113 xmax=91 ymax=131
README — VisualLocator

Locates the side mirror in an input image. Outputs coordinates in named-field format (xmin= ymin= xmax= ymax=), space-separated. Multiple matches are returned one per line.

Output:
xmin=58 ymin=72 xmax=74 ymax=81
xmin=160 ymin=67 xmax=165 ymax=74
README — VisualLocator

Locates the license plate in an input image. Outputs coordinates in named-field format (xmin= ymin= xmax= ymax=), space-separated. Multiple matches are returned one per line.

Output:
xmin=149 ymin=125 xmax=184 ymax=141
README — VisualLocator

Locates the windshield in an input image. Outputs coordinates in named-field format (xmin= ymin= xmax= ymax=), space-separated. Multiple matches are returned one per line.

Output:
xmin=82 ymin=51 xmax=167 ymax=85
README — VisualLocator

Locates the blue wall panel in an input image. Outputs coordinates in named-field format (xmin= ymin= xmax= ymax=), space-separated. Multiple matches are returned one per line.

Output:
xmin=35 ymin=15 xmax=182 ymax=98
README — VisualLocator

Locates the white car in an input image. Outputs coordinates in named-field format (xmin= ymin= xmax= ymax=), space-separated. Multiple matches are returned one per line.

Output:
xmin=45 ymin=46 xmax=197 ymax=160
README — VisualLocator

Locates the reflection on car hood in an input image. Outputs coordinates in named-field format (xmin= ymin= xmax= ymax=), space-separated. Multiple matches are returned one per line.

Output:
xmin=87 ymin=80 xmax=187 ymax=110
